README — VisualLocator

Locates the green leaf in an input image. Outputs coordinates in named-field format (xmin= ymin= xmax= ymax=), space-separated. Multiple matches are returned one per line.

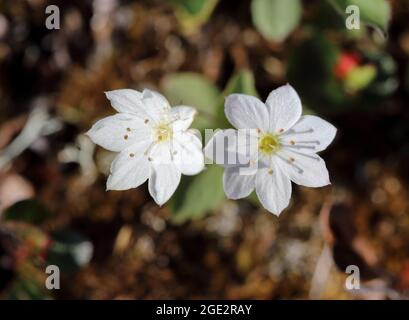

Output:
xmin=251 ymin=0 xmax=302 ymax=42
xmin=222 ymin=69 xmax=259 ymax=97
xmin=287 ymin=34 xmax=344 ymax=111
xmin=3 ymin=199 xmax=49 ymax=224
xmin=162 ymin=73 xmax=221 ymax=130
xmin=170 ymin=0 xmax=219 ymax=34
xmin=329 ymin=0 xmax=391 ymax=35
xmin=344 ymin=64 xmax=377 ymax=93
xmin=46 ymin=230 xmax=93 ymax=274
xmin=171 ymin=165 xmax=225 ymax=223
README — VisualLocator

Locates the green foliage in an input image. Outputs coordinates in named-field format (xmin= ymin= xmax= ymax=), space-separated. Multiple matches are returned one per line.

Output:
xmin=288 ymin=34 xmax=342 ymax=111
xmin=222 ymin=69 xmax=259 ymax=97
xmin=329 ymin=0 xmax=391 ymax=35
xmin=163 ymin=70 xmax=259 ymax=222
xmin=171 ymin=165 xmax=225 ymax=223
xmin=46 ymin=230 xmax=93 ymax=274
xmin=365 ymin=52 xmax=398 ymax=96
xmin=288 ymin=34 xmax=398 ymax=113
xmin=170 ymin=0 xmax=219 ymax=34
xmin=3 ymin=199 xmax=49 ymax=225
xmin=344 ymin=65 xmax=376 ymax=93
xmin=162 ymin=72 xmax=221 ymax=131
xmin=251 ymin=0 xmax=302 ymax=42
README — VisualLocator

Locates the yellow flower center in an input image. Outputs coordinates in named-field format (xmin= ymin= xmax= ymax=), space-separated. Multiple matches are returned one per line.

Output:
xmin=259 ymin=133 xmax=280 ymax=155
xmin=154 ymin=123 xmax=173 ymax=143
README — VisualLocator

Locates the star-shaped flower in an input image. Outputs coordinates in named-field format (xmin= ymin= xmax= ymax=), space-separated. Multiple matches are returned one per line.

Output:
xmin=204 ymin=84 xmax=337 ymax=216
xmin=87 ymin=89 xmax=204 ymax=205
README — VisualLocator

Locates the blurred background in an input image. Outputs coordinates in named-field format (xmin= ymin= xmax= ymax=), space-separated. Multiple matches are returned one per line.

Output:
xmin=0 ymin=0 xmax=409 ymax=299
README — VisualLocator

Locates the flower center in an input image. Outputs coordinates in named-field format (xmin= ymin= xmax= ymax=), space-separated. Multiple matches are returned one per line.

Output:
xmin=259 ymin=133 xmax=280 ymax=155
xmin=154 ymin=123 xmax=173 ymax=143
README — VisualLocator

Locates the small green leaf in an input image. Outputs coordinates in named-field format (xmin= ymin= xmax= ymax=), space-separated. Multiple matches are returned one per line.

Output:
xmin=329 ymin=0 xmax=391 ymax=35
xmin=251 ymin=0 xmax=302 ymax=42
xmin=222 ymin=69 xmax=259 ymax=97
xmin=170 ymin=0 xmax=219 ymax=34
xmin=344 ymin=64 xmax=377 ymax=93
xmin=46 ymin=230 xmax=93 ymax=274
xmin=162 ymin=73 xmax=221 ymax=130
xmin=171 ymin=165 xmax=225 ymax=223
xmin=3 ymin=199 xmax=49 ymax=225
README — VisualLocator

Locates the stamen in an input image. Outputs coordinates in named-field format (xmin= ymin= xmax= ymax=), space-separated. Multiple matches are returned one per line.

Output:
xmin=129 ymin=153 xmax=135 ymax=158
xmin=282 ymin=143 xmax=316 ymax=150
xmin=276 ymin=154 xmax=304 ymax=174
xmin=144 ymin=141 xmax=156 ymax=157
xmin=144 ymin=119 xmax=149 ymax=124
xmin=268 ymin=169 xmax=273 ymax=175
xmin=124 ymin=135 xmax=128 ymax=140
xmin=289 ymin=150 xmax=321 ymax=161
xmin=295 ymin=140 xmax=320 ymax=145
xmin=127 ymin=128 xmax=131 ymax=132
xmin=281 ymin=128 xmax=314 ymax=136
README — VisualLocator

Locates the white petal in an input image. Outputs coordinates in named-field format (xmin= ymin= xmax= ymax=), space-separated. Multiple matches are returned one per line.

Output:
xmin=170 ymin=106 xmax=197 ymax=131
xmin=266 ymin=84 xmax=302 ymax=133
xmin=142 ymin=89 xmax=171 ymax=123
xmin=255 ymin=161 xmax=292 ymax=216
xmin=203 ymin=129 xmax=258 ymax=167
xmin=173 ymin=131 xmax=204 ymax=175
xmin=149 ymin=141 xmax=172 ymax=164
xmin=148 ymin=163 xmax=181 ymax=205
xmin=86 ymin=114 xmax=152 ymax=152
xmin=107 ymin=146 xmax=150 ymax=191
xmin=105 ymin=89 xmax=145 ymax=116
xmin=276 ymin=150 xmax=331 ymax=187
xmin=225 ymin=94 xmax=269 ymax=131
xmin=281 ymin=115 xmax=337 ymax=153
xmin=223 ymin=166 xmax=256 ymax=199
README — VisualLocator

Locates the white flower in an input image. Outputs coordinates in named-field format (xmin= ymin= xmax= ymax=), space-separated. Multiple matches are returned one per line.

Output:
xmin=86 ymin=89 xmax=204 ymax=205
xmin=204 ymin=84 xmax=337 ymax=216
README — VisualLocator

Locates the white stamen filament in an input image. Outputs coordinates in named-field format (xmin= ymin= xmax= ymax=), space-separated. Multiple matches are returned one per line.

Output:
xmin=296 ymin=140 xmax=320 ymax=145
xmin=276 ymin=154 xmax=304 ymax=174
xmin=282 ymin=143 xmax=316 ymax=150
xmin=144 ymin=141 xmax=156 ymax=158
xmin=280 ymin=128 xmax=314 ymax=137
xmin=289 ymin=150 xmax=321 ymax=161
